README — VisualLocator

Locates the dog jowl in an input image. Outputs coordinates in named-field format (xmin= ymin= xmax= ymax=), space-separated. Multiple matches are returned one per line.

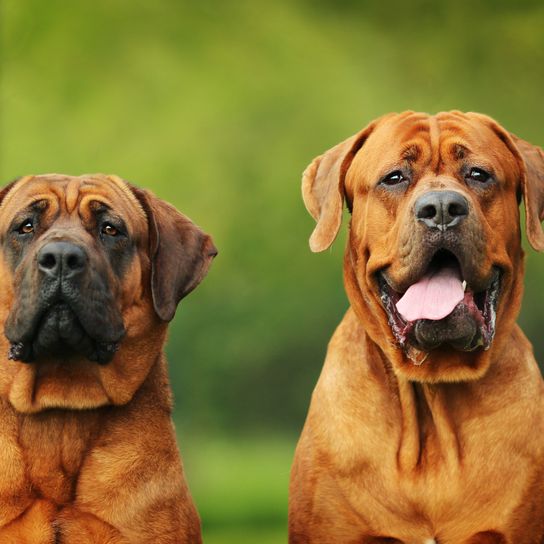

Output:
xmin=0 ymin=174 xmax=216 ymax=543
xmin=290 ymin=112 xmax=544 ymax=543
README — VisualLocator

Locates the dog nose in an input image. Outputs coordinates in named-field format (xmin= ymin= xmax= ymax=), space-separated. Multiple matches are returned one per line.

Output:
xmin=415 ymin=191 xmax=469 ymax=231
xmin=37 ymin=242 xmax=87 ymax=279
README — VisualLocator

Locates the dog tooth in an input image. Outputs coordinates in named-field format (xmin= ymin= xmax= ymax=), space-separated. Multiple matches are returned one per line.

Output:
xmin=462 ymin=280 xmax=467 ymax=291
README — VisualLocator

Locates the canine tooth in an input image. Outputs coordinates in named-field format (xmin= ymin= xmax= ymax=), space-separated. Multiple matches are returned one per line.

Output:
xmin=462 ymin=280 xmax=467 ymax=291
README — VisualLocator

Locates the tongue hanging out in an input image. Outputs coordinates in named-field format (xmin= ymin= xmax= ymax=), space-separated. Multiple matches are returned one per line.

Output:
xmin=396 ymin=264 xmax=465 ymax=322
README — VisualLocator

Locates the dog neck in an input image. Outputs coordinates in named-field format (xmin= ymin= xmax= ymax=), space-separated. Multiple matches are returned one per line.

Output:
xmin=0 ymin=323 xmax=169 ymax=414
xmin=331 ymin=310 xmax=542 ymax=475
xmin=0 ymin=352 xmax=173 ymax=507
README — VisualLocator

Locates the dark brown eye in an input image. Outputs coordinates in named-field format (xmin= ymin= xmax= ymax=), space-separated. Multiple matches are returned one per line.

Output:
xmin=381 ymin=170 xmax=407 ymax=186
xmin=467 ymin=167 xmax=492 ymax=183
xmin=18 ymin=220 xmax=34 ymax=234
xmin=101 ymin=223 xmax=118 ymax=236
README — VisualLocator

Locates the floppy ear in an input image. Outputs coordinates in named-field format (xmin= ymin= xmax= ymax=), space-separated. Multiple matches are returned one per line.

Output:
xmin=302 ymin=121 xmax=378 ymax=252
xmin=469 ymin=113 xmax=544 ymax=252
xmin=131 ymin=187 xmax=217 ymax=321
xmin=511 ymin=137 xmax=544 ymax=251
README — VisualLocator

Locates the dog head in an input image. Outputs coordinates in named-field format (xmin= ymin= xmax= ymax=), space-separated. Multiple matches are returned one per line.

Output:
xmin=303 ymin=112 xmax=543 ymax=382
xmin=0 ymin=174 xmax=216 ymax=412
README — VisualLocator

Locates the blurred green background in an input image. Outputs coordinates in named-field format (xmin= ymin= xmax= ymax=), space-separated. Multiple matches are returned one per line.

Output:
xmin=1 ymin=1 xmax=544 ymax=542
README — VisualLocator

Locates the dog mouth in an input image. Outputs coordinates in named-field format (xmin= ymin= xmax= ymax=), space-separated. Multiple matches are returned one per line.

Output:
xmin=7 ymin=301 xmax=123 ymax=365
xmin=378 ymin=250 xmax=501 ymax=359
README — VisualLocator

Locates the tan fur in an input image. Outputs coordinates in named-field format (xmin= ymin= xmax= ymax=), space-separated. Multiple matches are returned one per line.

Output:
xmin=0 ymin=174 xmax=215 ymax=543
xmin=289 ymin=112 xmax=544 ymax=543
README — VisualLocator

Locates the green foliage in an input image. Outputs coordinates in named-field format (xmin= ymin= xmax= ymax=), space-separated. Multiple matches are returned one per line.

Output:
xmin=181 ymin=433 xmax=293 ymax=541
xmin=2 ymin=2 xmax=544 ymax=540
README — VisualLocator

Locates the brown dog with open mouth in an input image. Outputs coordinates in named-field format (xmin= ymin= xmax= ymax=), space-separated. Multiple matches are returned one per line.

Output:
xmin=289 ymin=112 xmax=544 ymax=543
xmin=0 ymin=174 xmax=216 ymax=543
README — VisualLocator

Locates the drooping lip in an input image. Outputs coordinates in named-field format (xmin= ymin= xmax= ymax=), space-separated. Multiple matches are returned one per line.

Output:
xmin=377 ymin=250 xmax=501 ymax=353
xmin=6 ymin=300 xmax=125 ymax=365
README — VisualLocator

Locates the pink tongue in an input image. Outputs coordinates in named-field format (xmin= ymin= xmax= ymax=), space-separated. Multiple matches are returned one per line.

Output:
xmin=396 ymin=265 xmax=464 ymax=322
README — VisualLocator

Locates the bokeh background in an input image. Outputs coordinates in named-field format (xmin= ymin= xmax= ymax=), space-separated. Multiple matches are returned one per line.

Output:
xmin=2 ymin=1 xmax=544 ymax=542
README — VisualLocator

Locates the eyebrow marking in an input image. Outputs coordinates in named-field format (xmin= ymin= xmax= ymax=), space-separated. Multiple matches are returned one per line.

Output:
xmin=401 ymin=144 xmax=421 ymax=162
xmin=88 ymin=199 xmax=110 ymax=213
xmin=450 ymin=143 xmax=469 ymax=160
xmin=30 ymin=199 xmax=48 ymax=211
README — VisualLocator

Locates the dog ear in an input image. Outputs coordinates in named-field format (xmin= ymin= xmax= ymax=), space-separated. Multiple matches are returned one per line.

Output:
xmin=131 ymin=187 xmax=217 ymax=321
xmin=302 ymin=121 xmax=378 ymax=252
xmin=469 ymin=113 xmax=544 ymax=252
xmin=511 ymin=137 xmax=544 ymax=251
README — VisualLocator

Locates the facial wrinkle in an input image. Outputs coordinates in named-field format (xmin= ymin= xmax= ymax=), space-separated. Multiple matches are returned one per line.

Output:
xmin=65 ymin=179 xmax=80 ymax=213
xmin=429 ymin=116 xmax=441 ymax=173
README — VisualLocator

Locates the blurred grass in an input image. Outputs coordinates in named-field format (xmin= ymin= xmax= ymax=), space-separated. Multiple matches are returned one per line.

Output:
xmin=202 ymin=528 xmax=286 ymax=544
xmin=180 ymin=433 xmax=293 ymax=543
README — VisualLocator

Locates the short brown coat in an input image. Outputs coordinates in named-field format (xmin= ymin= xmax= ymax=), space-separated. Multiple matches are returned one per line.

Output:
xmin=290 ymin=112 xmax=544 ymax=543
xmin=0 ymin=174 xmax=215 ymax=543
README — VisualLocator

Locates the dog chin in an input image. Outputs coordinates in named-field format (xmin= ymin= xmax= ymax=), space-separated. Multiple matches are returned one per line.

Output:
xmin=7 ymin=303 xmax=121 ymax=365
xmin=407 ymin=305 xmax=484 ymax=352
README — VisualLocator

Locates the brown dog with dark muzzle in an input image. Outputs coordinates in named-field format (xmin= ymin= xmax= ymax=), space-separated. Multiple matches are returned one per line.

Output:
xmin=0 ymin=174 xmax=216 ymax=543
xmin=289 ymin=112 xmax=544 ymax=543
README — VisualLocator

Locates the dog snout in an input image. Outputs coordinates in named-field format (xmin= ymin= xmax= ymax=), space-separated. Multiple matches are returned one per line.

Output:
xmin=37 ymin=242 xmax=88 ymax=280
xmin=415 ymin=191 xmax=469 ymax=231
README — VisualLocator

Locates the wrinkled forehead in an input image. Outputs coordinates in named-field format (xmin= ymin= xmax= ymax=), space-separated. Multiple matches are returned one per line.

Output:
xmin=0 ymin=174 xmax=148 ymax=233
xmin=351 ymin=111 xmax=519 ymax=180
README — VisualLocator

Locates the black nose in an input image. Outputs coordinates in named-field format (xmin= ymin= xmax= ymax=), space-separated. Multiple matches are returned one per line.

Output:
xmin=414 ymin=191 xmax=469 ymax=231
xmin=37 ymin=242 xmax=87 ymax=279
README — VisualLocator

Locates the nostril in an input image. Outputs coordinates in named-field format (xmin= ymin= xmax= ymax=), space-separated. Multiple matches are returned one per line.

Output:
xmin=418 ymin=204 xmax=437 ymax=220
xmin=448 ymin=202 xmax=468 ymax=217
xmin=39 ymin=252 xmax=57 ymax=270
xmin=38 ymin=242 xmax=87 ymax=278
xmin=66 ymin=253 xmax=84 ymax=270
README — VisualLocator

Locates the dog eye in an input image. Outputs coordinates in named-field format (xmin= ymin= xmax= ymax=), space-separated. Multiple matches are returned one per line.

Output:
xmin=467 ymin=167 xmax=492 ymax=183
xmin=101 ymin=223 xmax=118 ymax=237
xmin=18 ymin=220 xmax=34 ymax=235
xmin=381 ymin=170 xmax=407 ymax=186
